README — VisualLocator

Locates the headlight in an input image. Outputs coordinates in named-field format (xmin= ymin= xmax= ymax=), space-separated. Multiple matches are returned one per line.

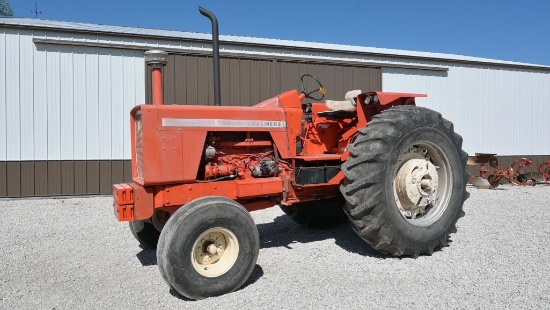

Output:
xmin=364 ymin=96 xmax=372 ymax=105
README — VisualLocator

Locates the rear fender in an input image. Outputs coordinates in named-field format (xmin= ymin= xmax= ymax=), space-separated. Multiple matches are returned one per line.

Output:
xmin=362 ymin=92 xmax=427 ymax=106
xmin=355 ymin=92 xmax=427 ymax=128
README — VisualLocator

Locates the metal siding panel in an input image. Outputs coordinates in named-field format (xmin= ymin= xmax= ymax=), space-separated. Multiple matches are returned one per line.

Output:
xmin=134 ymin=51 xmax=145 ymax=106
xmin=261 ymin=60 xmax=273 ymax=103
xmin=6 ymin=30 xmax=21 ymax=160
xmin=271 ymin=60 xmax=282 ymax=96
xmin=254 ymin=59 xmax=271 ymax=105
xmin=86 ymin=160 xmax=100 ymax=194
xmin=370 ymin=67 xmax=382 ymax=90
xmin=341 ymin=66 xmax=354 ymax=95
xmin=47 ymin=48 xmax=61 ymax=160
xmin=278 ymin=62 xmax=295 ymax=94
xmin=355 ymin=67 xmax=368 ymax=91
xmin=110 ymin=50 xmax=124 ymax=160
xmin=0 ymin=31 xmax=5 ymax=161
xmin=333 ymin=66 xmax=345 ymax=98
xmin=273 ymin=60 xmax=281 ymax=96
xmin=122 ymin=51 xmax=137 ymax=159
xmin=342 ymin=67 xmax=358 ymax=95
xmin=351 ymin=67 xmax=362 ymax=92
xmin=20 ymin=161 xmax=35 ymax=196
xmin=111 ymin=160 xmax=124 ymax=184
xmin=221 ymin=58 xmax=230 ymax=105
xmin=98 ymin=51 xmax=112 ymax=159
xmin=99 ymin=160 xmax=112 ymax=194
xmin=86 ymin=49 xmax=99 ymax=160
xmin=163 ymin=54 xmax=176 ymax=104
xmin=144 ymin=56 xmax=382 ymax=111
xmin=74 ymin=161 xmax=87 ymax=194
xmin=276 ymin=62 xmax=383 ymax=104
xmin=61 ymin=161 xmax=75 ymax=195
xmin=174 ymin=55 xmax=186 ymax=105
xmin=123 ymin=160 xmax=132 ymax=182
xmin=73 ymin=46 xmax=87 ymax=160
xmin=0 ymin=161 xmax=6 ymax=196
xmin=59 ymin=45 xmax=75 ymax=159
xmin=382 ymin=64 xmax=550 ymax=155
xmin=229 ymin=58 xmax=240 ymax=106
xmin=6 ymin=161 xmax=20 ymax=196
xmin=480 ymin=69 xmax=496 ymax=153
xmin=34 ymin=161 xmax=48 ymax=195
xmin=167 ymin=55 xmax=297 ymax=107
xmin=20 ymin=32 xmax=35 ymax=160
xmin=238 ymin=59 xmax=251 ymax=105
xmin=197 ymin=56 xmax=210 ymax=105
xmin=33 ymin=32 xmax=48 ymax=160
xmin=539 ymin=74 xmax=550 ymax=154
xmin=518 ymin=71 xmax=534 ymax=153
xmin=361 ymin=67 xmax=372 ymax=91
xmin=252 ymin=60 xmax=265 ymax=104
xmin=186 ymin=56 xmax=198 ymax=104
xmin=47 ymin=160 xmax=62 ymax=195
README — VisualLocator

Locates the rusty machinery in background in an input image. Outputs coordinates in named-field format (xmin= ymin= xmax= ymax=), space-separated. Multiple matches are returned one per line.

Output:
xmin=468 ymin=153 xmax=540 ymax=188
xmin=539 ymin=158 xmax=550 ymax=183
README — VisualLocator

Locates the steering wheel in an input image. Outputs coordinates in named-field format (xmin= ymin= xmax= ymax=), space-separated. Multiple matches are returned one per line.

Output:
xmin=300 ymin=74 xmax=326 ymax=101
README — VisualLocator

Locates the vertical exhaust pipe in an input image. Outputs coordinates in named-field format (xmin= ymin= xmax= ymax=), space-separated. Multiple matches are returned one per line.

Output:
xmin=199 ymin=6 xmax=221 ymax=106
xmin=144 ymin=50 xmax=168 ymax=105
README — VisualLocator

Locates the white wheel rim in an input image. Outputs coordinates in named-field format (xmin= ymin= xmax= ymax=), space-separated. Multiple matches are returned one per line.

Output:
xmin=393 ymin=143 xmax=453 ymax=227
xmin=191 ymin=227 xmax=239 ymax=278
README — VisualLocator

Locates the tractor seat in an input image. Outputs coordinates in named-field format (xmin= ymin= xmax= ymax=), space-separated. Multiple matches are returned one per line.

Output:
xmin=319 ymin=90 xmax=361 ymax=118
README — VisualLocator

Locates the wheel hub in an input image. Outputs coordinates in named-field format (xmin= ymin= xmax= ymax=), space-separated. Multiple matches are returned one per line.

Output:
xmin=191 ymin=228 xmax=239 ymax=278
xmin=395 ymin=158 xmax=439 ymax=218
xmin=195 ymin=232 xmax=226 ymax=264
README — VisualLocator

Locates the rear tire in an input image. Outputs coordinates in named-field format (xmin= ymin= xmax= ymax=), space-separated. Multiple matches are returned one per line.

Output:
xmin=279 ymin=197 xmax=347 ymax=227
xmin=157 ymin=196 xmax=259 ymax=300
xmin=341 ymin=106 xmax=469 ymax=257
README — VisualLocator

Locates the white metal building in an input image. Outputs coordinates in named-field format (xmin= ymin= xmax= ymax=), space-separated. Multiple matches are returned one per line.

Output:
xmin=1 ymin=18 xmax=549 ymax=196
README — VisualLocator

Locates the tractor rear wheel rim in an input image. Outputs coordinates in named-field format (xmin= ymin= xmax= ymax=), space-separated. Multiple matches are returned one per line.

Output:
xmin=191 ymin=227 xmax=239 ymax=277
xmin=393 ymin=143 xmax=453 ymax=227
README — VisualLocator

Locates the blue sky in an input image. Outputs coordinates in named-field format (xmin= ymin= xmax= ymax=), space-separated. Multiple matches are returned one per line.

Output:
xmin=10 ymin=0 xmax=550 ymax=65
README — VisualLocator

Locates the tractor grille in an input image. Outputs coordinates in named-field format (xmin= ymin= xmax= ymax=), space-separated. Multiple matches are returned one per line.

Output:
xmin=135 ymin=111 xmax=144 ymax=179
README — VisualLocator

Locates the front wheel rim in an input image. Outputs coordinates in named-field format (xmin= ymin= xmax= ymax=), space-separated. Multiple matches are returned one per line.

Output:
xmin=393 ymin=143 xmax=453 ymax=227
xmin=191 ymin=227 xmax=240 ymax=278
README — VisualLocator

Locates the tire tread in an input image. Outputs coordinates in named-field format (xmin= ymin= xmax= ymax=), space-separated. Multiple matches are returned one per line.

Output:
xmin=340 ymin=106 xmax=469 ymax=257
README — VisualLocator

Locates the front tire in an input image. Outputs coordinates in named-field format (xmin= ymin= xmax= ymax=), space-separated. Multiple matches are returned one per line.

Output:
xmin=157 ymin=196 xmax=259 ymax=300
xmin=341 ymin=106 xmax=469 ymax=257
xmin=128 ymin=210 xmax=170 ymax=249
xmin=129 ymin=219 xmax=160 ymax=249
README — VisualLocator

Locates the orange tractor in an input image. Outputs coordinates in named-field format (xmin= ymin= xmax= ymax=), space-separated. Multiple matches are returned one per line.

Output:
xmin=113 ymin=7 xmax=469 ymax=300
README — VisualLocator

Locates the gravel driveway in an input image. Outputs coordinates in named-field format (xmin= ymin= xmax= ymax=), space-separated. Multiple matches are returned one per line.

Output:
xmin=1 ymin=185 xmax=549 ymax=309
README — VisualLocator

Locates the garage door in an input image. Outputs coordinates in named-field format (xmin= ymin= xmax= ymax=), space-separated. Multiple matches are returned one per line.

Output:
xmin=146 ymin=54 xmax=382 ymax=106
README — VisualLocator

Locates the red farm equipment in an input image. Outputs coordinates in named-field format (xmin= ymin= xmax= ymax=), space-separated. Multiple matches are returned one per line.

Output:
xmin=112 ymin=7 xmax=469 ymax=300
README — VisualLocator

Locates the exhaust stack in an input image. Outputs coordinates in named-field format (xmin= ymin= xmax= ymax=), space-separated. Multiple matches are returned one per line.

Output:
xmin=144 ymin=50 xmax=168 ymax=105
xmin=199 ymin=6 xmax=221 ymax=106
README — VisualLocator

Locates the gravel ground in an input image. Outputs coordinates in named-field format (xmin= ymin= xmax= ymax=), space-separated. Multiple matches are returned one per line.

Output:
xmin=1 ymin=184 xmax=549 ymax=309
